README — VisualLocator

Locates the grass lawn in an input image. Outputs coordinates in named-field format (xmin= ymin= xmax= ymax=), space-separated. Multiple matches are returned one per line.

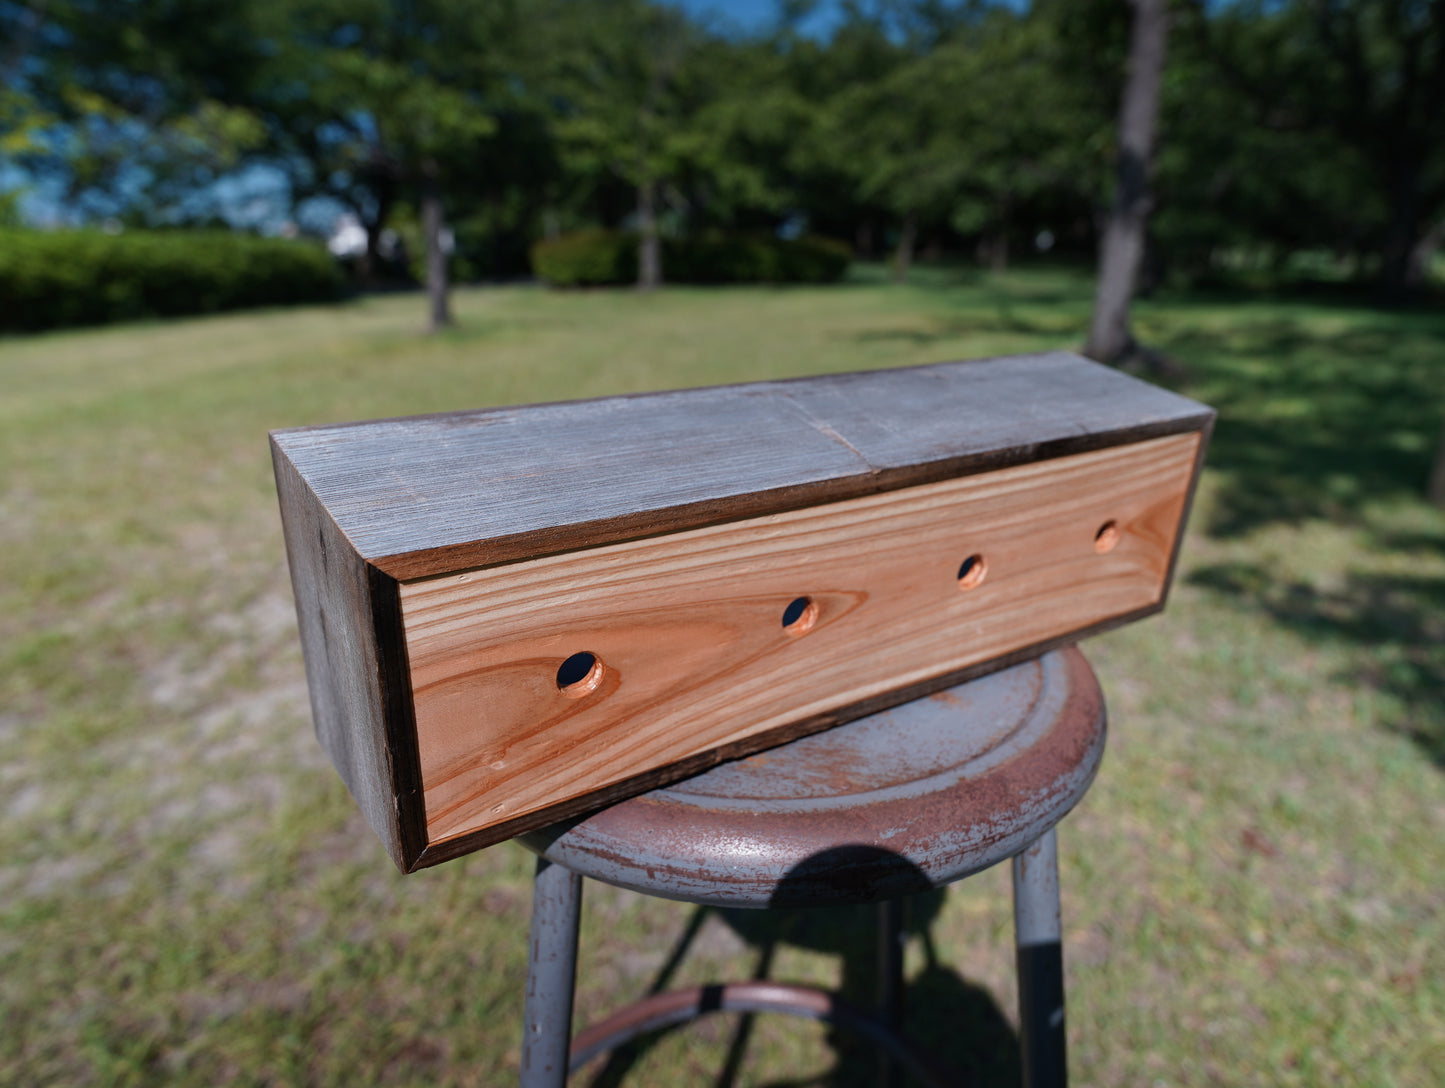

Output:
xmin=2 ymin=265 xmax=1442 ymax=1086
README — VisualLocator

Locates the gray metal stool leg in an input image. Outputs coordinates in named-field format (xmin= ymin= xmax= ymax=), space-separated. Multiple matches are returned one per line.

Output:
xmin=1013 ymin=828 xmax=1067 ymax=1088
xmin=876 ymin=897 xmax=905 ymax=1088
xmin=522 ymin=858 xmax=583 ymax=1088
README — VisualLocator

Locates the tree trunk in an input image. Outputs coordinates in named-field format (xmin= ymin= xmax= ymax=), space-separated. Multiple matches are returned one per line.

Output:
xmin=1378 ymin=160 xmax=1424 ymax=299
xmin=855 ymin=218 xmax=876 ymax=260
xmin=983 ymin=233 xmax=1009 ymax=272
xmin=1429 ymin=419 xmax=1445 ymax=509
xmin=1084 ymin=0 xmax=1169 ymax=366
xmin=360 ymin=185 xmax=396 ymax=285
xmin=892 ymin=210 xmax=917 ymax=284
xmin=1406 ymin=218 xmax=1445 ymax=289
xmin=989 ymin=198 xmax=1013 ymax=272
xmin=987 ymin=228 xmax=1009 ymax=272
xmin=356 ymin=159 xmax=399 ymax=286
xmin=1138 ymin=230 xmax=1165 ymax=297
xmin=421 ymin=161 xmax=453 ymax=332
xmin=637 ymin=180 xmax=661 ymax=291
xmin=360 ymin=221 xmax=382 ymax=284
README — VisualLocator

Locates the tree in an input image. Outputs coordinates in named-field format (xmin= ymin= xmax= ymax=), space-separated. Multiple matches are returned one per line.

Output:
xmin=1084 ymin=0 xmax=1169 ymax=366
xmin=934 ymin=8 xmax=1101 ymax=272
xmin=664 ymin=36 xmax=813 ymax=235
xmin=37 ymin=0 xmax=519 ymax=322
xmin=822 ymin=45 xmax=951 ymax=281
xmin=1137 ymin=4 xmax=1371 ymax=286
xmin=1430 ymin=423 xmax=1445 ymax=509
xmin=258 ymin=0 xmax=515 ymax=328
xmin=797 ymin=3 xmax=1102 ymax=280
xmin=776 ymin=7 xmax=907 ymax=258
xmin=1185 ymin=0 xmax=1445 ymax=297
xmin=1295 ymin=0 xmax=1444 ymax=295
xmin=7 ymin=0 xmax=274 ymax=225
xmin=319 ymin=49 xmax=497 ymax=329
xmin=544 ymin=0 xmax=707 ymax=289
xmin=1 ymin=2 xmax=60 ymax=221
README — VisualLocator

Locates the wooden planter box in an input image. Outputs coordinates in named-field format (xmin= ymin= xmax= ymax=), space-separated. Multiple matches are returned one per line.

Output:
xmin=271 ymin=352 xmax=1213 ymax=872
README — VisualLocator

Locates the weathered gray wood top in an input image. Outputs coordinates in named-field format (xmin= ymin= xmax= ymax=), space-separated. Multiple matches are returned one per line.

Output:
xmin=270 ymin=351 xmax=1213 ymax=580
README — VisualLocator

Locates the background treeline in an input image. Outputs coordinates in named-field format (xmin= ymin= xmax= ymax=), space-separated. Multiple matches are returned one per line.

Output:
xmin=0 ymin=229 xmax=342 ymax=330
xmin=2 ymin=0 xmax=1442 ymax=309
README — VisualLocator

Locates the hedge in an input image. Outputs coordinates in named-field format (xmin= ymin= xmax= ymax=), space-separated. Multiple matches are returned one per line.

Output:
xmin=0 ymin=229 xmax=346 ymax=332
xmin=530 ymin=230 xmax=851 ymax=287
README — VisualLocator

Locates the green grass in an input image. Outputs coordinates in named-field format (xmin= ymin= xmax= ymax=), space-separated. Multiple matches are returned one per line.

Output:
xmin=2 ymin=267 xmax=1443 ymax=1086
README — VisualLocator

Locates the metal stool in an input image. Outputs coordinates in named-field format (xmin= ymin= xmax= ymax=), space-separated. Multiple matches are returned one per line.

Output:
xmin=516 ymin=646 xmax=1106 ymax=1087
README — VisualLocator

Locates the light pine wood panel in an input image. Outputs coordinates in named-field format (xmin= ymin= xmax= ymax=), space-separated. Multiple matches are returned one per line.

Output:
xmin=400 ymin=431 xmax=1202 ymax=847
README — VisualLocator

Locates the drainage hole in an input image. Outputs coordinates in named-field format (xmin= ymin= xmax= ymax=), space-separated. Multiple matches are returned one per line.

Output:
xmin=957 ymin=554 xmax=987 ymax=590
xmin=1094 ymin=521 xmax=1121 ymax=554
xmin=781 ymin=596 xmax=818 ymax=636
xmin=557 ymin=651 xmax=604 ymax=697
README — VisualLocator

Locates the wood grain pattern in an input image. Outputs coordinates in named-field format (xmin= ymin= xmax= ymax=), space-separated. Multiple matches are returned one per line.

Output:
xmin=400 ymin=431 xmax=1201 ymax=848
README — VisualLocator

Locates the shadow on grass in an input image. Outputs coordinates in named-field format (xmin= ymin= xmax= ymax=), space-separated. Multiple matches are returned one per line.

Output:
xmin=850 ymin=308 xmax=1082 ymax=347
xmin=1163 ymin=299 xmax=1445 ymax=770
xmin=1165 ymin=314 xmax=1445 ymax=538
xmin=1188 ymin=562 xmax=1445 ymax=767
xmin=845 ymin=283 xmax=1090 ymax=350
xmin=843 ymin=288 xmax=1445 ymax=540
xmin=581 ymin=850 xmax=1021 ymax=1087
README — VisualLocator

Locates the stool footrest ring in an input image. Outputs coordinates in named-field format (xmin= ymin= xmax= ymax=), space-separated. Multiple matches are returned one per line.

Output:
xmin=568 ymin=980 xmax=955 ymax=1087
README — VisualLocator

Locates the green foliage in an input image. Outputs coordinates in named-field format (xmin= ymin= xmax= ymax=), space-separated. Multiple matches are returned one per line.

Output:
xmin=11 ymin=0 xmax=1445 ymax=292
xmin=542 ymin=0 xmax=704 ymax=194
xmin=0 ymin=191 xmax=22 ymax=228
xmin=530 ymin=230 xmax=851 ymax=286
xmin=1154 ymin=0 xmax=1445 ymax=291
xmin=12 ymin=0 xmax=277 ymax=224
xmin=0 ymin=230 xmax=344 ymax=332
xmin=528 ymin=229 xmax=635 ymax=287
xmin=666 ymin=234 xmax=852 ymax=284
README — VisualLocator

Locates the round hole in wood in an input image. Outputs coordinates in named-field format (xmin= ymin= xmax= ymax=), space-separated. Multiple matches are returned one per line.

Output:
xmin=1094 ymin=520 xmax=1121 ymax=554
xmin=557 ymin=651 xmax=604 ymax=697
xmin=781 ymin=596 xmax=818 ymax=636
xmin=957 ymin=553 xmax=987 ymax=590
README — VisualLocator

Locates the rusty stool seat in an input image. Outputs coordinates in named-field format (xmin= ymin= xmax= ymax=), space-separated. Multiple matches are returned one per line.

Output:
xmin=516 ymin=646 xmax=1106 ymax=1087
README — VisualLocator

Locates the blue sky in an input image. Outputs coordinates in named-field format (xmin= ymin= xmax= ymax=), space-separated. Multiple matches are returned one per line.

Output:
xmin=667 ymin=0 xmax=846 ymax=37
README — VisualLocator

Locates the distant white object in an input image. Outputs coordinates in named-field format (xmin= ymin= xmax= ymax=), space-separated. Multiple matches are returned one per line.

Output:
xmin=1034 ymin=230 xmax=1056 ymax=253
xmin=327 ymin=213 xmax=368 ymax=257
xmin=327 ymin=213 xmax=438 ymax=261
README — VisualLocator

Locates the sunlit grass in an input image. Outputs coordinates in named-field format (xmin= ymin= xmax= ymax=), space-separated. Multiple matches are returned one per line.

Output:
xmin=2 ymin=269 xmax=1442 ymax=1085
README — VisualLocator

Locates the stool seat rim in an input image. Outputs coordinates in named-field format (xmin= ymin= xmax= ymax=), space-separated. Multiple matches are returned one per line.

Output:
xmin=519 ymin=646 xmax=1105 ymax=908
xmin=657 ymin=650 xmax=1071 ymax=811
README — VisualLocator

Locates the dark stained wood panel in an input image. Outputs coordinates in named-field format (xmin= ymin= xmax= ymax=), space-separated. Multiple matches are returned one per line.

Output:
xmin=271 ymin=352 xmax=1212 ymax=581
xmin=271 ymin=446 xmax=422 ymax=870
